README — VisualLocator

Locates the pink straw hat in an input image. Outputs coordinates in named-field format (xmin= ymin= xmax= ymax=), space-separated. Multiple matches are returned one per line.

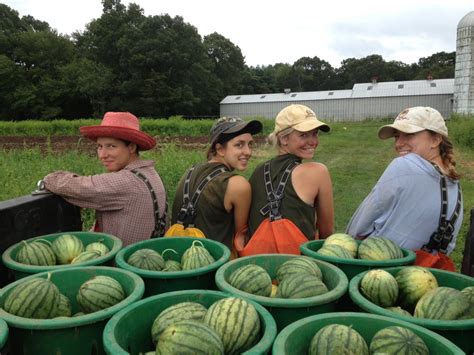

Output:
xmin=79 ymin=112 xmax=156 ymax=150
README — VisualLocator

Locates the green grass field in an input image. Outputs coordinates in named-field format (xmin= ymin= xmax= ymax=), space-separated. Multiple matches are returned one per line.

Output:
xmin=1 ymin=119 xmax=473 ymax=269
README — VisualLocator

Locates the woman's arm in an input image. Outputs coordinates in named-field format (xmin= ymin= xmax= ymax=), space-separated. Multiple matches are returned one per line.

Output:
xmin=314 ymin=165 xmax=334 ymax=239
xmin=224 ymin=175 xmax=252 ymax=234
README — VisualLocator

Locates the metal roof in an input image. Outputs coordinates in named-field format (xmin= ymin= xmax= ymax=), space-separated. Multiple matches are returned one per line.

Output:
xmin=220 ymin=78 xmax=454 ymax=104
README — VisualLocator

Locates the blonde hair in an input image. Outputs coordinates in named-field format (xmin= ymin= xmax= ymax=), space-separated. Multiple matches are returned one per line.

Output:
xmin=267 ymin=127 xmax=295 ymax=148
xmin=438 ymin=135 xmax=460 ymax=180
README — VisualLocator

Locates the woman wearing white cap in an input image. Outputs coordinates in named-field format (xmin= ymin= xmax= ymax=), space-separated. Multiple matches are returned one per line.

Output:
xmin=347 ymin=106 xmax=463 ymax=259
xmin=169 ymin=116 xmax=263 ymax=248
xmin=247 ymin=104 xmax=334 ymax=242
xmin=43 ymin=112 xmax=167 ymax=246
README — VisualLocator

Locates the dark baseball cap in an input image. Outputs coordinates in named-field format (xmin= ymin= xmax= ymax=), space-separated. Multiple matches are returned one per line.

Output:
xmin=209 ymin=116 xmax=263 ymax=146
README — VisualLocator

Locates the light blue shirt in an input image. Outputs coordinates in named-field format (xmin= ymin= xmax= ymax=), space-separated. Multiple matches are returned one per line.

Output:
xmin=346 ymin=153 xmax=463 ymax=254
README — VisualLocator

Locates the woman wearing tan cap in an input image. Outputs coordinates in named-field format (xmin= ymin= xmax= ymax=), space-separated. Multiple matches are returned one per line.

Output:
xmin=43 ymin=112 xmax=167 ymax=246
xmin=347 ymin=107 xmax=463 ymax=263
xmin=247 ymin=104 xmax=335 ymax=241
xmin=169 ymin=116 xmax=263 ymax=248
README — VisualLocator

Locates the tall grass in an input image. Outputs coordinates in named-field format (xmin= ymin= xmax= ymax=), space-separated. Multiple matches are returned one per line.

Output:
xmin=0 ymin=120 xmax=473 ymax=269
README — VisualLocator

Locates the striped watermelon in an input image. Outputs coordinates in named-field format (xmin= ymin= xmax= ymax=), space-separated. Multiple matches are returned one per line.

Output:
xmin=16 ymin=239 xmax=56 ymax=266
xmin=228 ymin=264 xmax=272 ymax=297
xmin=395 ymin=266 xmax=438 ymax=311
xmin=52 ymin=234 xmax=84 ymax=264
xmin=360 ymin=269 xmax=399 ymax=307
xmin=127 ymin=248 xmax=165 ymax=271
xmin=76 ymin=275 xmax=125 ymax=313
xmin=358 ymin=237 xmax=403 ymax=260
xmin=54 ymin=293 xmax=72 ymax=318
xmin=369 ymin=326 xmax=429 ymax=355
xmin=323 ymin=233 xmax=358 ymax=257
xmin=163 ymin=259 xmax=182 ymax=271
xmin=414 ymin=287 xmax=470 ymax=320
xmin=204 ymin=297 xmax=260 ymax=355
xmin=71 ymin=250 xmax=101 ymax=264
xmin=3 ymin=274 xmax=60 ymax=319
xmin=276 ymin=256 xmax=322 ymax=283
xmin=461 ymin=286 xmax=474 ymax=319
xmin=309 ymin=324 xmax=369 ymax=355
xmin=85 ymin=240 xmax=110 ymax=256
xmin=151 ymin=302 xmax=208 ymax=344
xmin=317 ymin=244 xmax=354 ymax=259
xmin=385 ymin=306 xmax=413 ymax=317
xmin=181 ymin=240 xmax=216 ymax=270
xmin=276 ymin=273 xmax=328 ymax=299
xmin=156 ymin=320 xmax=224 ymax=355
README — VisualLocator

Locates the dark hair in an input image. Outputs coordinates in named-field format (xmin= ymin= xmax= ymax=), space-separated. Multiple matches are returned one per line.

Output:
xmin=206 ymin=141 xmax=227 ymax=160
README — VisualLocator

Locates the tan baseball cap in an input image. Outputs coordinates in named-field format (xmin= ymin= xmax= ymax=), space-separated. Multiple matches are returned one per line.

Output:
xmin=274 ymin=104 xmax=330 ymax=135
xmin=378 ymin=106 xmax=448 ymax=139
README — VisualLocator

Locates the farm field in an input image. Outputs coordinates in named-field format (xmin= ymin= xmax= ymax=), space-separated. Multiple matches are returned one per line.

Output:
xmin=1 ymin=118 xmax=473 ymax=270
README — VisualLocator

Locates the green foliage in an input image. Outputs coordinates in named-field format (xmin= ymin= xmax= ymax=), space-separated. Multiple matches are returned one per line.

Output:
xmin=448 ymin=115 xmax=474 ymax=149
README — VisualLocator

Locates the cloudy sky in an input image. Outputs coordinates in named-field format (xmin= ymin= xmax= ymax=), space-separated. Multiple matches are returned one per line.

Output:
xmin=3 ymin=0 xmax=473 ymax=68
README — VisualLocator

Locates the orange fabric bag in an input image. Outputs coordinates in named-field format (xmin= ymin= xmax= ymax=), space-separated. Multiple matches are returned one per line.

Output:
xmin=414 ymin=249 xmax=456 ymax=271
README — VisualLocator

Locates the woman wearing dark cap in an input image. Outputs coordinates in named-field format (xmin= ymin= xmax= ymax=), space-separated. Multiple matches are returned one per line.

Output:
xmin=169 ymin=116 xmax=262 ymax=248
xmin=43 ymin=112 xmax=167 ymax=246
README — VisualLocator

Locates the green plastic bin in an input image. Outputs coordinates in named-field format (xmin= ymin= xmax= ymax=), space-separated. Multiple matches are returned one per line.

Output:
xmin=272 ymin=312 xmax=464 ymax=354
xmin=0 ymin=266 xmax=144 ymax=355
xmin=349 ymin=266 xmax=474 ymax=354
xmin=2 ymin=231 xmax=123 ymax=280
xmin=103 ymin=289 xmax=277 ymax=354
xmin=300 ymin=239 xmax=416 ymax=279
xmin=115 ymin=237 xmax=231 ymax=296
xmin=0 ymin=318 xmax=8 ymax=352
xmin=215 ymin=254 xmax=348 ymax=331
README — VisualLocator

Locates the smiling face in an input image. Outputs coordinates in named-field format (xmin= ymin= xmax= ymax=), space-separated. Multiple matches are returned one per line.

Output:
xmin=279 ymin=128 xmax=319 ymax=159
xmin=213 ymin=133 xmax=255 ymax=171
xmin=393 ymin=130 xmax=442 ymax=160
xmin=96 ymin=137 xmax=138 ymax=172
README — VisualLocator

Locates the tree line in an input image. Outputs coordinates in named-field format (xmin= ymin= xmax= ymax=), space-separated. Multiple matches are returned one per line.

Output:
xmin=0 ymin=0 xmax=456 ymax=121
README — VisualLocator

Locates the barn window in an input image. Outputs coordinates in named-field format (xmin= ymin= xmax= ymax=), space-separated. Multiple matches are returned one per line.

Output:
xmin=398 ymin=84 xmax=404 ymax=89
xmin=235 ymin=96 xmax=241 ymax=100
xmin=291 ymin=93 xmax=297 ymax=97
xmin=367 ymin=86 xmax=373 ymax=90
xmin=328 ymin=92 xmax=334 ymax=96
xmin=430 ymin=82 xmax=437 ymax=87
xmin=260 ymin=95 xmax=266 ymax=99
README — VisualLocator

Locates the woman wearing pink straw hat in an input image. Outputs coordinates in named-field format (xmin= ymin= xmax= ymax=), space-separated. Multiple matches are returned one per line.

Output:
xmin=43 ymin=112 xmax=167 ymax=246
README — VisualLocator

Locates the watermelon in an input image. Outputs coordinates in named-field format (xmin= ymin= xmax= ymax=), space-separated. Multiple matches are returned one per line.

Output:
xmin=3 ymin=274 xmax=60 ymax=319
xmin=461 ymin=286 xmax=474 ymax=319
xmin=395 ymin=266 xmax=438 ymax=311
xmin=151 ymin=302 xmax=207 ymax=344
xmin=360 ymin=269 xmax=399 ymax=307
xmin=275 ymin=256 xmax=322 ymax=283
xmin=16 ymin=239 xmax=56 ymax=266
xmin=358 ymin=237 xmax=403 ymax=260
xmin=76 ymin=275 xmax=125 ymax=313
xmin=414 ymin=287 xmax=470 ymax=320
xmin=204 ymin=297 xmax=260 ymax=355
xmin=85 ymin=240 xmax=110 ymax=256
xmin=369 ymin=326 xmax=429 ymax=355
xmin=228 ymin=264 xmax=272 ymax=297
xmin=127 ymin=248 xmax=165 ymax=271
xmin=308 ymin=324 xmax=369 ymax=355
xmin=323 ymin=233 xmax=358 ymax=257
xmin=51 ymin=234 xmax=84 ymax=264
xmin=156 ymin=320 xmax=224 ymax=355
xmin=181 ymin=240 xmax=215 ymax=270
xmin=71 ymin=250 xmax=101 ymax=264
xmin=163 ymin=259 xmax=182 ymax=271
xmin=276 ymin=273 xmax=328 ymax=299
xmin=317 ymin=244 xmax=354 ymax=259
xmin=55 ymin=293 xmax=72 ymax=318
xmin=385 ymin=306 xmax=413 ymax=317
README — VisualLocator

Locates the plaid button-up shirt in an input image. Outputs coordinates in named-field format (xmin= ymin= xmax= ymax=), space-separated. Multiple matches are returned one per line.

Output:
xmin=44 ymin=159 xmax=167 ymax=246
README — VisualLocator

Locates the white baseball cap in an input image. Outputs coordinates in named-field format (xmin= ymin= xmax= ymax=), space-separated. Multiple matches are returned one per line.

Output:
xmin=378 ymin=106 xmax=448 ymax=139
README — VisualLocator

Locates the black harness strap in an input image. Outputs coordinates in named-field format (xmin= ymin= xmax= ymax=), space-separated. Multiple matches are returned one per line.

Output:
xmin=259 ymin=161 xmax=300 ymax=221
xmin=131 ymin=169 xmax=167 ymax=238
xmin=422 ymin=163 xmax=462 ymax=254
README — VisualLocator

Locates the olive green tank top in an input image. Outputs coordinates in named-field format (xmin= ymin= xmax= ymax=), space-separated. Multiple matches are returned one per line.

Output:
xmin=171 ymin=162 xmax=236 ymax=248
xmin=248 ymin=154 xmax=316 ymax=238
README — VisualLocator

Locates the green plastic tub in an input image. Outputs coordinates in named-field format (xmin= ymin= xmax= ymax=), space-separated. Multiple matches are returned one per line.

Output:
xmin=0 ymin=318 xmax=8 ymax=352
xmin=215 ymin=254 xmax=348 ymax=331
xmin=115 ymin=237 xmax=231 ymax=296
xmin=300 ymin=239 xmax=416 ymax=279
xmin=0 ymin=266 xmax=144 ymax=355
xmin=103 ymin=289 xmax=277 ymax=354
xmin=272 ymin=312 xmax=464 ymax=354
xmin=2 ymin=231 xmax=123 ymax=280
xmin=349 ymin=266 xmax=474 ymax=354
